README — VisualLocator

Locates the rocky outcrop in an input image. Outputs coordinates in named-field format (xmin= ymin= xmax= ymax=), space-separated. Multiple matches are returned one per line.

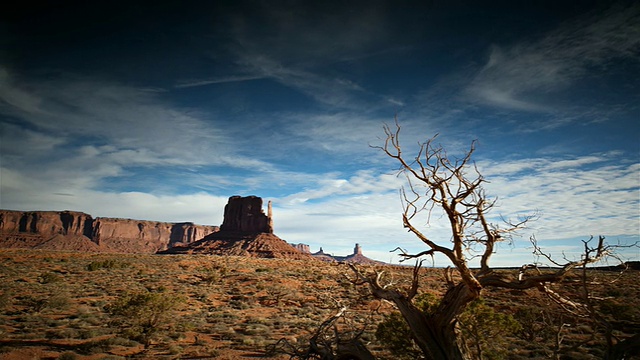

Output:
xmin=0 ymin=210 xmax=94 ymax=238
xmin=300 ymin=243 xmax=385 ymax=265
xmin=292 ymin=243 xmax=310 ymax=253
xmin=220 ymin=195 xmax=273 ymax=233
xmin=353 ymin=243 xmax=363 ymax=255
xmin=311 ymin=247 xmax=336 ymax=262
xmin=161 ymin=232 xmax=313 ymax=260
xmin=161 ymin=195 xmax=313 ymax=260
xmin=0 ymin=210 xmax=218 ymax=253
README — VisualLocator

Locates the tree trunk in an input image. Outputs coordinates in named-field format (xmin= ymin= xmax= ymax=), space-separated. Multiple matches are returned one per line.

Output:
xmin=381 ymin=283 xmax=478 ymax=360
xmin=603 ymin=333 xmax=640 ymax=360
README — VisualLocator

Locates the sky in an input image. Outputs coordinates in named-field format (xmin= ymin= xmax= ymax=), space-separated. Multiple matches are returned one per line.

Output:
xmin=1 ymin=0 xmax=639 ymax=265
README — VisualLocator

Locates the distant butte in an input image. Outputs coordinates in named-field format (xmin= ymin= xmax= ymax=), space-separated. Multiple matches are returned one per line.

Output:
xmin=292 ymin=242 xmax=386 ymax=265
xmin=158 ymin=196 xmax=313 ymax=260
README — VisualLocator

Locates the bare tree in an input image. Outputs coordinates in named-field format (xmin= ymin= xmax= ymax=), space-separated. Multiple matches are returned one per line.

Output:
xmin=348 ymin=122 xmax=618 ymax=360
xmin=267 ymin=305 xmax=375 ymax=360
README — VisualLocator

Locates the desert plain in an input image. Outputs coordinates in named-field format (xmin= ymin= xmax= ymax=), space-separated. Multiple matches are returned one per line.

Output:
xmin=0 ymin=249 xmax=638 ymax=360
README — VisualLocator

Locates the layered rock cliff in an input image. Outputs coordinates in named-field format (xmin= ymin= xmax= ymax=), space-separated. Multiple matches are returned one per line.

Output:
xmin=0 ymin=210 xmax=218 ymax=253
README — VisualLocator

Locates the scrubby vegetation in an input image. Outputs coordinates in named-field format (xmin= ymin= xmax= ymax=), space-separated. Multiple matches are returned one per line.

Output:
xmin=0 ymin=250 xmax=637 ymax=359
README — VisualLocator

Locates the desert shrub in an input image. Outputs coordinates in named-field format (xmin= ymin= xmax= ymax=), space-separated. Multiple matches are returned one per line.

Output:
xmin=78 ymin=328 xmax=101 ymax=339
xmin=514 ymin=306 xmax=556 ymax=342
xmin=375 ymin=311 xmax=422 ymax=359
xmin=458 ymin=298 xmax=522 ymax=360
xmin=45 ymin=327 xmax=79 ymax=339
xmin=168 ymin=344 xmax=183 ymax=355
xmin=0 ymin=289 xmax=11 ymax=311
xmin=38 ymin=271 xmax=62 ymax=284
xmin=242 ymin=323 xmax=270 ymax=335
xmin=20 ymin=294 xmax=69 ymax=313
xmin=414 ymin=292 xmax=440 ymax=314
xmin=47 ymin=293 xmax=71 ymax=311
xmin=198 ymin=266 xmax=220 ymax=285
xmin=106 ymin=290 xmax=183 ymax=348
xmin=262 ymin=285 xmax=289 ymax=306
xmin=229 ymin=294 xmax=254 ymax=309
xmin=58 ymin=351 xmax=79 ymax=360
xmin=87 ymin=259 xmax=128 ymax=271
xmin=72 ymin=337 xmax=134 ymax=355
xmin=598 ymin=299 xmax=635 ymax=319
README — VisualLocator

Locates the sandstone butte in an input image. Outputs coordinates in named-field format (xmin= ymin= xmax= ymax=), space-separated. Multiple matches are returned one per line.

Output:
xmin=0 ymin=195 xmax=384 ymax=263
xmin=158 ymin=195 xmax=314 ymax=260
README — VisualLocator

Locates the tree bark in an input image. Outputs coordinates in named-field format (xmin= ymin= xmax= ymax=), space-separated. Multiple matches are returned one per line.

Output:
xmin=369 ymin=279 xmax=477 ymax=360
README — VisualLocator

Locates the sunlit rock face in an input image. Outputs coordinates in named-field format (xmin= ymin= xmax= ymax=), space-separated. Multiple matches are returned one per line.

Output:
xmin=292 ymin=243 xmax=311 ymax=253
xmin=0 ymin=210 xmax=93 ymax=238
xmin=91 ymin=218 xmax=218 ymax=252
xmin=0 ymin=210 xmax=217 ymax=253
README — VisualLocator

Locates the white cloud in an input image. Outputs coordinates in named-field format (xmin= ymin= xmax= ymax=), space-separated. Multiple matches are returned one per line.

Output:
xmin=479 ymin=155 xmax=639 ymax=240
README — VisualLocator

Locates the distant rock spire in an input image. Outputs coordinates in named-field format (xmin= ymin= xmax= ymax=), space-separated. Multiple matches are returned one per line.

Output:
xmin=354 ymin=243 xmax=362 ymax=255
xmin=267 ymin=200 xmax=274 ymax=233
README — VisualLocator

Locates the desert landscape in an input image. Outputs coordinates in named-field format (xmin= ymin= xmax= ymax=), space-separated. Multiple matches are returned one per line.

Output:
xmin=1 ymin=196 xmax=638 ymax=359
xmin=4 ymin=1 xmax=639 ymax=359
xmin=0 ymin=250 xmax=638 ymax=360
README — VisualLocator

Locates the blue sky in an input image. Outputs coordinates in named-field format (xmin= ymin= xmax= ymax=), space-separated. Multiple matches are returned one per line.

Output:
xmin=1 ymin=1 xmax=638 ymax=265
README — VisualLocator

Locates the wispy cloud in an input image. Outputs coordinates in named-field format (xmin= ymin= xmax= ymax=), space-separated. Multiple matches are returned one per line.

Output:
xmin=0 ymin=67 xmax=278 ymax=170
xmin=222 ymin=2 xmax=404 ymax=111
xmin=174 ymin=74 xmax=265 ymax=88
xmin=235 ymin=55 xmax=374 ymax=109
xmin=467 ymin=2 xmax=640 ymax=112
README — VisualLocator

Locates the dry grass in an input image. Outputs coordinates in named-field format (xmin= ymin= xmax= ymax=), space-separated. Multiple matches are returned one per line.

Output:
xmin=0 ymin=249 xmax=638 ymax=359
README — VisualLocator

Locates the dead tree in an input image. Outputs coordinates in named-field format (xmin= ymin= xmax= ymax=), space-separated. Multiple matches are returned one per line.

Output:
xmin=349 ymin=122 xmax=618 ymax=360
xmin=267 ymin=306 xmax=375 ymax=360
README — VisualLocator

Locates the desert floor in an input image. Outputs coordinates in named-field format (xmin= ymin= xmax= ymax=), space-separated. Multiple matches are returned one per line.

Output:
xmin=0 ymin=250 xmax=638 ymax=359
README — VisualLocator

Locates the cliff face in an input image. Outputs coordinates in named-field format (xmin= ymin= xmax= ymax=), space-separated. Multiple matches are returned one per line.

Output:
xmin=220 ymin=195 xmax=273 ymax=233
xmin=0 ymin=210 xmax=94 ymax=238
xmin=292 ymin=243 xmax=311 ymax=254
xmin=0 ymin=210 xmax=218 ymax=253
xmin=92 ymin=218 xmax=218 ymax=253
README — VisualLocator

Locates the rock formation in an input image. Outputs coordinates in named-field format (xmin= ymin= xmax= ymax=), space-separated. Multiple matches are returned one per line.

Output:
xmin=1 ymin=200 xmax=382 ymax=263
xmin=353 ymin=243 xmax=363 ymax=255
xmin=220 ymin=195 xmax=272 ymax=233
xmin=0 ymin=210 xmax=94 ymax=238
xmin=0 ymin=210 xmax=218 ymax=253
xmin=338 ymin=243 xmax=384 ymax=265
xmin=292 ymin=243 xmax=310 ymax=253
xmin=91 ymin=218 xmax=218 ymax=253
xmin=160 ymin=196 xmax=313 ymax=260
xmin=290 ymin=242 xmax=385 ymax=265
xmin=310 ymin=247 xmax=336 ymax=262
